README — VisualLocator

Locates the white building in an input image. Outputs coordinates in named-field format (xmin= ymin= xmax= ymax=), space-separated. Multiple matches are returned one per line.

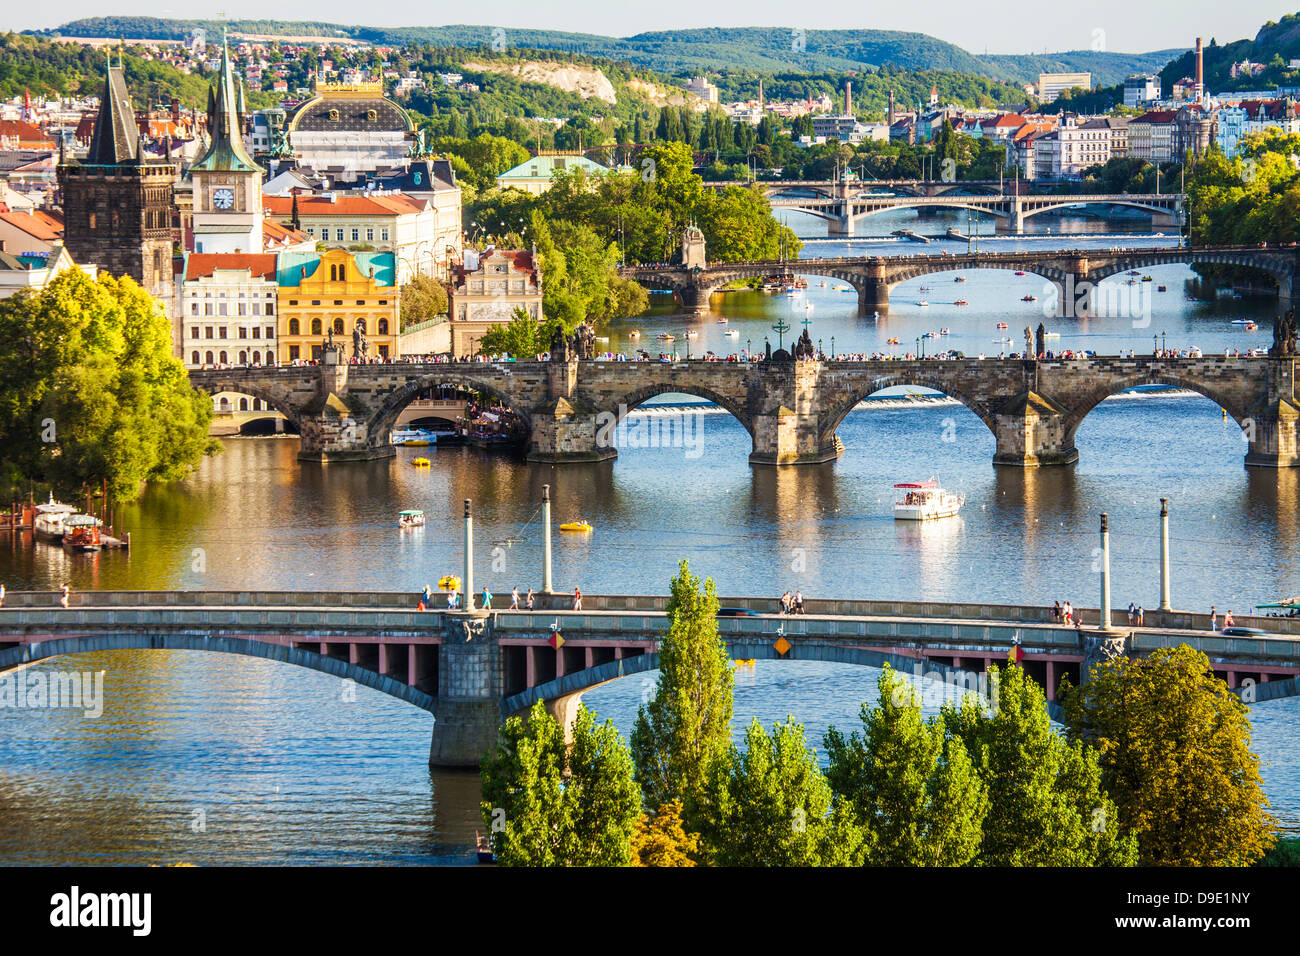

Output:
xmin=1124 ymin=75 xmax=1161 ymax=109
xmin=1037 ymin=72 xmax=1091 ymax=104
xmin=180 ymin=253 xmax=279 ymax=369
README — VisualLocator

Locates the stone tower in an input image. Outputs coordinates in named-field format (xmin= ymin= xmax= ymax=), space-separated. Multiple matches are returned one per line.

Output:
xmin=681 ymin=223 xmax=706 ymax=269
xmin=58 ymin=57 xmax=175 ymax=303
xmin=188 ymin=34 xmax=264 ymax=254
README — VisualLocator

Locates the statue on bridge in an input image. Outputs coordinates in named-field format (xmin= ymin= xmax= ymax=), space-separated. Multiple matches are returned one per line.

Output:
xmin=549 ymin=324 xmax=570 ymax=361
xmin=1272 ymin=307 xmax=1298 ymax=357
xmin=352 ymin=319 xmax=369 ymax=361
xmin=574 ymin=324 xmax=596 ymax=360
xmin=1036 ymin=323 xmax=1046 ymax=358
xmin=793 ymin=328 xmax=816 ymax=360
xmin=1024 ymin=327 xmax=1035 ymax=358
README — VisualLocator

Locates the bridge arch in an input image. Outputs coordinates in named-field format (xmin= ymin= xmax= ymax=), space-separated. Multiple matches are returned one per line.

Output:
xmin=1060 ymin=373 xmax=1254 ymax=448
xmin=886 ymin=260 xmax=1070 ymax=288
xmin=818 ymin=372 xmax=1000 ymax=451
xmin=368 ymin=369 xmax=532 ymax=446
xmin=596 ymin=381 xmax=756 ymax=447
xmin=848 ymin=199 xmax=1011 ymax=223
xmin=188 ymin=376 xmax=305 ymax=431
xmin=0 ymin=635 xmax=435 ymax=712
xmin=1019 ymin=198 xmax=1179 ymax=224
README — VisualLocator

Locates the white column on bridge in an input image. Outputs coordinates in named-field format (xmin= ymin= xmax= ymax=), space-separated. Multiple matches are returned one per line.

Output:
xmin=542 ymin=484 xmax=553 ymax=594
xmin=1159 ymin=498 xmax=1172 ymax=611
xmin=463 ymin=499 xmax=475 ymax=611
xmin=1099 ymin=513 xmax=1112 ymax=630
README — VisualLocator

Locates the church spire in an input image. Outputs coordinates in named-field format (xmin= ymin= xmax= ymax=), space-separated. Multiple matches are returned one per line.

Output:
xmin=86 ymin=54 xmax=141 ymax=165
xmin=189 ymin=31 xmax=260 ymax=173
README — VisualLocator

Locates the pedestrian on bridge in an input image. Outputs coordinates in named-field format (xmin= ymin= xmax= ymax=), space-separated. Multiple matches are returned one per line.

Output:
xmin=526 ymin=587 xmax=535 ymax=610
xmin=482 ymin=587 xmax=493 ymax=610
xmin=1053 ymin=600 xmax=1062 ymax=623
xmin=780 ymin=591 xmax=792 ymax=614
xmin=510 ymin=587 xmax=519 ymax=610
xmin=1224 ymin=610 xmax=1234 ymax=629
xmin=573 ymin=587 xmax=582 ymax=611
xmin=1063 ymin=601 xmax=1073 ymax=626
xmin=1210 ymin=606 xmax=1218 ymax=631
xmin=59 ymin=584 xmax=69 ymax=609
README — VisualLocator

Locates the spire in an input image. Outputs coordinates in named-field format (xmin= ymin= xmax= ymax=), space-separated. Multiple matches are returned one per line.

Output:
xmin=290 ymin=191 xmax=300 ymax=231
xmin=86 ymin=55 xmax=141 ymax=165
xmin=189 ymin=32 xmax=260 ymax=174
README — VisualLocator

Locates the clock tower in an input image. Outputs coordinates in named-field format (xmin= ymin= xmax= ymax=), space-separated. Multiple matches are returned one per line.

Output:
xmin=189 ymin=36 xmax=263 ymax=254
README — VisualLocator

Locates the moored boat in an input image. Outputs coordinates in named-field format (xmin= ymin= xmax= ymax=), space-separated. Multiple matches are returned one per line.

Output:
xmin=893 ymin=479 xmax=964 ymax=520
xmin=34 ymin=498 xmax=77 ymax=543
xmin=399 ymin=509 xmax=425 ymax=528
xmin=61 ymin=514 xmax=102 ymax=551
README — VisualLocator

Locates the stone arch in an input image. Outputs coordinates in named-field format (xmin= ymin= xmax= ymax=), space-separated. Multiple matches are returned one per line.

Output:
xmin=0 ymin=635 xmax=435 ymax=712
xmin=849 ymin=199 xmax=1011 ymax=224
xmin=887 ymin=260 xmax=1069 ymax=288
xmin=189 ymin=376 xmax=304 ymax=430
xmin=1018 ymin=198 xmax=1179 ymax=224
xmin=597 ymin=381 xmax=756 ymax=447
xmin=818 ymin=371 xmax=1001 ymax=450
xmin=1060 ymin=372 xmax=1254 ymax=447
xmin=368 ymin=370 xmax=529 ymax=446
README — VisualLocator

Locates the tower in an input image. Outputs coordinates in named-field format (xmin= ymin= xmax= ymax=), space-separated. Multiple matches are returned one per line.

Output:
xmin=888 ymin=89 xmax=896 ymax=126
xmin=681 ymin=223 xmax=706 ymax=269
xmin=1194 ymin=37 xmax=1205 ymax=105
xmin=58 ymin=56 xmax=175 ymax=303
xmin=845 ymin=80 xmax=852 ymax=117
xmin=188 ymin=35 xmax=263 ymax=254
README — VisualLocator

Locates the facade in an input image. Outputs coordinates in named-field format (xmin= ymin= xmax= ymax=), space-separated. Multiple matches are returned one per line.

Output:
xmin=57 ymin=61 xmax=176 ymax=305
xmin=1215 ymin=99 xmax=1300 ymax=157
xmin=1037 ymin=72 xmax=1091 ymax=103
xmin=1127 ymin=110 xmax=1177 ymax=163
xmin=447 ymin=248 xmax=541 ymax=357
xmin=495 ymin=152 xmax=612 ymax=195
xmin=684 ymin=77 xmax=718 ymax=104
xmin=262 ymin=192 xmax=442 ymax=284
xmin=1174 ymin=106 xmax=1216 ymax=160
xmin=276 ymin=248 xmax=399 ymax=363
xmin=180 ymin=253 xmax=279 ymax=368
xmin=188 ymin=39 xmax=264 ymax=255
xmin=0 ymin=243 xmax=95 ymax=299
xmin=0 ymin=207 xmax=63 ymax=255
xmin=1124 ymin=75 xmax=1161 ymax=109
xmin=286 ymin=81 xmax=416 ymax=179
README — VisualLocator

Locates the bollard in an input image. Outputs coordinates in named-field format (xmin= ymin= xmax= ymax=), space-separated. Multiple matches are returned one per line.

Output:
xmin=1099 ymin=513 xmax=1111 ymax=630
xmin=1159 ymin=498 xmax=1172 ymax=611
xmin=542 ymin=484 xmax=553 ymax=595
xmin=463 ymin=499 xmax=475 ymax=611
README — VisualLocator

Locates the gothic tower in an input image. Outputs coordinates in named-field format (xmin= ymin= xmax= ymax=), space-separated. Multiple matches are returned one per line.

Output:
xmin=188 ymin=35 xmax=264 ymax=254
xmin=58 ymin=57 xmax=176 ymax=303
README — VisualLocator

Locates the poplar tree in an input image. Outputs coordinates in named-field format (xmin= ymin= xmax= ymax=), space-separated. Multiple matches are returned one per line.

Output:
xmin=1061 ymin=645 xmax=1277 ymax=866
xmin=824 ymin=666 xmax=987 ymax=866
xmin=630 ymin=560 xmax=734 ymax=818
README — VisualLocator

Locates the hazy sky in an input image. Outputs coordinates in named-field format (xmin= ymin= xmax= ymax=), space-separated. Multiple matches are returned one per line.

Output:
xmin=3 ymin=1 xmax=1293 ymax=55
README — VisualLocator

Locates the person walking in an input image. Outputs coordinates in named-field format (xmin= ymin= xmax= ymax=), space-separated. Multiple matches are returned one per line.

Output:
xmin=1224 ymin=609 xmax=1234 ymax=629
xmin=794 ymin=590 xmax=805 ymax=614
xmin=1052 ymin=600 xmax=1062 ymax=623
xmin=482 ymin=586 xmax=493 ymax=610
xmin=510 ymin=587 xmax=519 ymax=611
xmin=60 ymin=584 xmax=70 ymax=609
xmin=1063 ymin=601 xmax=1073 ymax=626
xmin=1210 ymin=605 xmax=1218 ymax=631
xmin=572 ymin=587 xmax=582 ymax=611
xmin=526 ymin=587 xmax=535 ymax=610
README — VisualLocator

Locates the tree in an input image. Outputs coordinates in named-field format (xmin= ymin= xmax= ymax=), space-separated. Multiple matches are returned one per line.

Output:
xmin=629 ymin=801 xmax=700 ymax=866
xmin=943 ymin=662 xmax=1138 ymax=866
xmin=398 ymin=274 xmax=447 ymax=330
xmin=1061 ymin=645 xmax=1277 ymax=866
xmin=630 ymin=560 xmax=734 ymax=819
xmin=824 ymin=666 xmax=987 ymax=866
xmin=480 ymin=700 xmax=642 ymax=866
xmin=0 ymin=270 xmax=216 ymax=501
xmin=477 ymin=306 xmax=561 ymax=359
xmin=701 ymin=717 xmax=867 ymax=866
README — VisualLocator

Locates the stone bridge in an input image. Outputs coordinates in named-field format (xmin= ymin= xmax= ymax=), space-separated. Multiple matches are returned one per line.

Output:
xmin=2 ymin=591 xmax=1297 ymax=767
xmin=619 ymin=244 xmax=1299 ymax=314
xmin=189 ymin=355 xmax=1300 ymax=469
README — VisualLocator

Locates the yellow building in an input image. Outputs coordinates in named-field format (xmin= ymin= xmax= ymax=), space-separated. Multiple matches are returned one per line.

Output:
xmin=277 ymin=248 xmax=399 ymax=363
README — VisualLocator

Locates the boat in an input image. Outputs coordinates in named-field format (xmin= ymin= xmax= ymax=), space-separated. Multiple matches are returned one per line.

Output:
xmin=953 ymin=299 xmax=969 ymax=306
xmin=656 ymin=332 xmax=674 ymax=342
xmin=886 ymin=338 xmax=900 ymax=345
xmin=994 ymin=336 xmax=1013 ymax=343
xmin=410 ymin=457 xmax=431 ymax=467
xmin=1044 ymin=331 xmax=1060 ymax=339
xmin=922 ymin=331 xmax=938 ymax=339
xmin=685 ymin=329 xmax=698 ymax=338
xmin=716 ymin=317 xmax=728 ymax=324
xmin=819 ymin=280 xmax=826 ymax=287
xmin=725 ymin=328 xmax=739 ymax=337
xmin=996 ymin=322 xmax=1008 ymax=329
xmin=61 ymin=514 xmax=102 ymax=552
xmin=33 ymin=497 xmax=77 ymax=543
xmin=595 ymin=336 xmax=609 ymax=343
xmin=1231 ymin=319 xmax=1256 ymax=326
xmin=836 ymin=285 xmax=853 ymax=292
xmin=953 ymin=276 xmax=967 ymax=283
xmin=1021 ymin=295 xmax=1037 ymax=302
xmin=1142 ymin=275 xmax=1153 ymax=282
xmin=916 ymin=300 xmax=929 ymax=307
xmin=893 ymin=479 xmax=964 ymax=520
xmin=939 ymin=328 xmax=950 ymax=336
xmin=1014 ymin=271 xmax=1027 ymax=276
xmin=392 ymin=427 xmax=437 ymax=446
xmin=476 ymin=832 xmax=495 ymax=864
xmin=438 ymin=575 xmax=460 ymax=592
xmin=629 ymin=330 xmax=641 ymax=339
xmin=1157 ymin=285 xmax=1167 ymax=292
xmin=559 ymin=520 xmax=593 ymax=533
xmin=1129 ymin=270 xmax=1141 ymax=276
xmin=399 ymin=509 xmax=425 ymax=528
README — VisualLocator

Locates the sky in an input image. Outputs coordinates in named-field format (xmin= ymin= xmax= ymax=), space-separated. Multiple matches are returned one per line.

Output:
xmin=3 ymin=1 xmax=1295 ymax=55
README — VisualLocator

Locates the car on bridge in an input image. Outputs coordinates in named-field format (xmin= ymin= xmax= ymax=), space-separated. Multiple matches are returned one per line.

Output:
xmin=1221 ymin=626 xmax=1271 ymax=637
xmin=717 ymin=606 xmax=761 ymax=617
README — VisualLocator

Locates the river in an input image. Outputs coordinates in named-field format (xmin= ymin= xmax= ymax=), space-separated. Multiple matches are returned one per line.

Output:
xmin=0 ymin=212 xmax=1295 ymax=864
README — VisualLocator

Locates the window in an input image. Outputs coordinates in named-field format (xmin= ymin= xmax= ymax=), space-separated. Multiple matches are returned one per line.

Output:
xmin=252 ymin=327 xmax=260 ymax=339
xmin=356 ymin=300 xmax=365 ymax=305
xmin=190 ymin=303 xmax=199 ymax=315
xmin=351 ymin=229 xmax=359 ymax=242
xmin=334 ymin=300 xmax=343 ymax=306
xmin=239 ymin=397 xmax=248 ymax=411
xmin=307 ymin=228 xmax=314 ymax=236
xmin=289 ymin=345 xmax=300 ymax=361
xmin=380 ymin=228 xmax=389 ymax=241
xmin=377 ymin=318 xmax=389 ymax=335
xmin=265 ymin=326 xmax=274 ymax=338
xmin=311 ymin=300 xmax=320 ymax=306
xmin=88 ymin=212 xmax=96 ymax=230
xmin=378 ymin=344 xmax=389 ymax=359
xmin=218 ymin=327 xmax=227 ymax=339
xmin=218 ymin=351 xmax=228 ymax=364
xmin=238 ymin=327 xmax=247 ymax=339
xmin=289 ymin=318 xmax=300 ymax=335
xmin=366 ymin=228 xmax=374 ymax=241
xmin=267 ymin=303 xmax=275 ymax=315
xmin=205 ymin=350 xmax=214 ymax=364
xmin=205 ymin=327 xmax=214 ymax=339
xmin=218 ymin=303 xmax=228 ymax=317
xmin=238 ymin=351 xmax=248 ymax=365
xmin=333 ymin=318 xmax=344 ymax=334
xmin=336 ymin=229 xmax=344 ymax=241
xmin=191 ymin=351 xmax=200 ymax=365
xmin=310 ymin=318 xmax=322 ymax=335
xmin=190 ymin=327 xmax=199 ymax=338
xmin=238 ymin=302 xmax=247 ymax=316
xmin=378 ymin=300 xmax=387 ymax=305
xmin=289 ymin=300 xmax=298 ymax=306
xmin=204 ymin=303 xmax=213 ymax=316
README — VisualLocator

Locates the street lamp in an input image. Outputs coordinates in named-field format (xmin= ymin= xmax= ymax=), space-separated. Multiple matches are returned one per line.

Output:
xmin=1153 ymin=334 xmax=1159 ymax=354
xmin=1162 ymin=331 xmax=1167 ymax=353
xmin=831 ymin=335 xmax=835 ymax=359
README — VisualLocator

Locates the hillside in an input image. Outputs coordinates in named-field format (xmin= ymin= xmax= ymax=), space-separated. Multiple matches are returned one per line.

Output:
xmin=32 ymin=17 xmax=1181 ymax=85
xmin=1160 ymin=13 xmax=1300 ymax=93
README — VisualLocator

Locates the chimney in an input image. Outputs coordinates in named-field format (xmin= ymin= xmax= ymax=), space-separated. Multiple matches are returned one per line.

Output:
xmin=845 ymin=80 xmax=852 ymax=117
xmin=888 ymin=89 xmax=895 ymax=125
xmin=1195 ymin=37 xmax=1204 ymax=104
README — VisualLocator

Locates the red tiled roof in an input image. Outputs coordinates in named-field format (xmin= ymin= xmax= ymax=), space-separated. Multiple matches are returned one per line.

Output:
xmin=0 ymin=119 xmax=55 ymax=148
xmin=262 ymin=218 xmax=311 ymax=247
xmin=0 ymin=209 xmax=63 ymax=241
xmin=262 ymin=193 xmax=429 ymax=217
xmin=185 ymin=253 xmax=278 ymax=281
xmin=1132 ymin=110 xmax=1177 ymax=124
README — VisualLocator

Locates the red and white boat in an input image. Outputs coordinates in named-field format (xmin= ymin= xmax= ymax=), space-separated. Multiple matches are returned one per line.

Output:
xmin=893 ymin=479 xmax=964 ymax=520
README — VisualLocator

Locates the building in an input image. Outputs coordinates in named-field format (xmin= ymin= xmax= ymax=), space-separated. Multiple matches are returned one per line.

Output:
xmin=1127 ymin=110 xmax=1177 ymax=163
xmin=180 ymin=253 xmax=279 ymax=368
xmin=495 ymin=152 xmax=613 ymax=195
xmin=1037 ymin=72 xmax=1091 ymax=104
xmin=57 ymin=59 xmax=176 ymax=305
xmin=188 ymin=39 xmax=264 ymax=255
xmin=0 ymin=242 xmax=95 ymax=299
xmin=1216 ymin=99 xmax=1300 ymax=157
xmin=1124 ymin=75 xmax=1161 ymax=109
xmin=447 ymin=248 xmax=542 ymax=357
xmin=262 ymin=192 xmax=443 ymax=284
xmin=684 ymin=77 xmax=718 ymax=104
xmin=276 ymin=248 xmax=399 ymax=363
xmin=0 ymin=207 xmax=63 ymax=256
xmin=285 ymin=80 xmax=417 ymax=180
xmin=1174 ymin=105 xmax=1216 ymax=159
xmin=0 ymin=119 xmax=56 ymax=151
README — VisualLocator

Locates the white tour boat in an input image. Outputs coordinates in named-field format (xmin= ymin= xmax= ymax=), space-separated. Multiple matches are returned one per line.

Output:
xmin=893 ymin=479 xmax=964 ymax=521
xmin=34 ymin=497 xmax=78 ymax=542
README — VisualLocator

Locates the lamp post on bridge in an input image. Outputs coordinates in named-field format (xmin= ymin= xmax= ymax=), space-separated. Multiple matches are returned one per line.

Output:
xmin=1099 ymin=512 xmax=1112 ymax=631
xmin=542 ymin=484 xmax=553 ymax=595
xmin=462 ymin=498 xmax=475 ymax=611
xmin=1159 ymin=498 xmax=1172 ymax=611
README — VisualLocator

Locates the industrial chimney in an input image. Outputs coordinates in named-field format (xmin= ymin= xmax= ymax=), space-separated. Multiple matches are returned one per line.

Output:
xmin=888 ymin=89 xmax=895 ymax=126
xmin=1195 ymin=37 xmax=1204 ymax=104
xmin=845 ymin=80 xmax=853 ymax=117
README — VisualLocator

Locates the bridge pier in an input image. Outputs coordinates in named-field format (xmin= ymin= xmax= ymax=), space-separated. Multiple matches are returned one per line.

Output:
xmin=749 ymin=360 xmax=845 ymax=465
xmin=429 ymin=612 xmax=504 ymax=768
xmin=857 ymin=277 xmax=890 ymax=315
xmin=297 ymin=414 xmax=395 ymax=462
xmin=681 ymin=286 xmax=714 ymax=315
xmin=828 ymin=215 xmax=854 ymax=237
xmin=992 ymin=391 xmax=1079 ymax=467
xmin=1245 ymin=400 xmax=1300 ymax=467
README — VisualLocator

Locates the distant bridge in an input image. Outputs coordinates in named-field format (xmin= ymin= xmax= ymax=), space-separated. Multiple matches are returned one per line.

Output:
xmin=2 ymin=590 xmax=1297 ymax=766
xmin=619 ymin=244 xmax=1299 ymax=313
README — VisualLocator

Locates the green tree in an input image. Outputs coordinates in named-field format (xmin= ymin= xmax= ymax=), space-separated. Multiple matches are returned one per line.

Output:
xmin=1061 ymin=645 xmax=1277 ymax=866
xmin=943 ymin=662 xmax=1138 ymax=866
xmin=629 ymin=800 xmax=700 ymax=866
xmin=0 ymin=271 xmax=216 ymax=500
xmin=477 ymin=306 xmax=562 ymax=359
xmin=702 ymin=717 xmax=867 ymax=866
xmin=824 ymin=666 xmax=987 ymax=866
xmin=480 ymin=700 xmax=642 ymax=866
xmin=630 ymin=560 xmax=735 ymax=819
xmin=398 ymin=274 xmax=447 ymax=330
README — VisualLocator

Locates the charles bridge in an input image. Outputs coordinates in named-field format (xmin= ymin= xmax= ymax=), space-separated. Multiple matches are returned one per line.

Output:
xmin=2 ymin=590 xmax=1297 ymax=766
xmin=188 ymin=352 xmax=1300 ymax=469
xmin=617 ymin=244 xmax=1299 ymax=313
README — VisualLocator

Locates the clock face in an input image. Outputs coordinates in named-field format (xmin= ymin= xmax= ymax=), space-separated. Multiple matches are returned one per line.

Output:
xmin=212 ymin=188 xmax=235 ymax=210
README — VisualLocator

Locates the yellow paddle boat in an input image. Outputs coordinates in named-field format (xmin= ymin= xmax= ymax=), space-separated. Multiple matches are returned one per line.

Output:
xmin=411 ymin=457 xmax=431 ymax=467
xmin=559 ymin=520 xmax=593 ymax=533
xmin=438 ymin=575 xmax=460 ymax=591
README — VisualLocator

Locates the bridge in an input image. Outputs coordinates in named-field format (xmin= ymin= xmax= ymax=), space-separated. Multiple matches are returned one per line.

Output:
xmin=619 ymin=244 xmax=1300 ymax=314
xmin=186 ymin=353 xmax=1300 ymax=469
xmin=2 ymin=590 xmax=1297 ymax=766
xmin=702 ymin=180 xmax=1183 ymax=235
xmin=704 ymin=178 xmax=1082 ymax=199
